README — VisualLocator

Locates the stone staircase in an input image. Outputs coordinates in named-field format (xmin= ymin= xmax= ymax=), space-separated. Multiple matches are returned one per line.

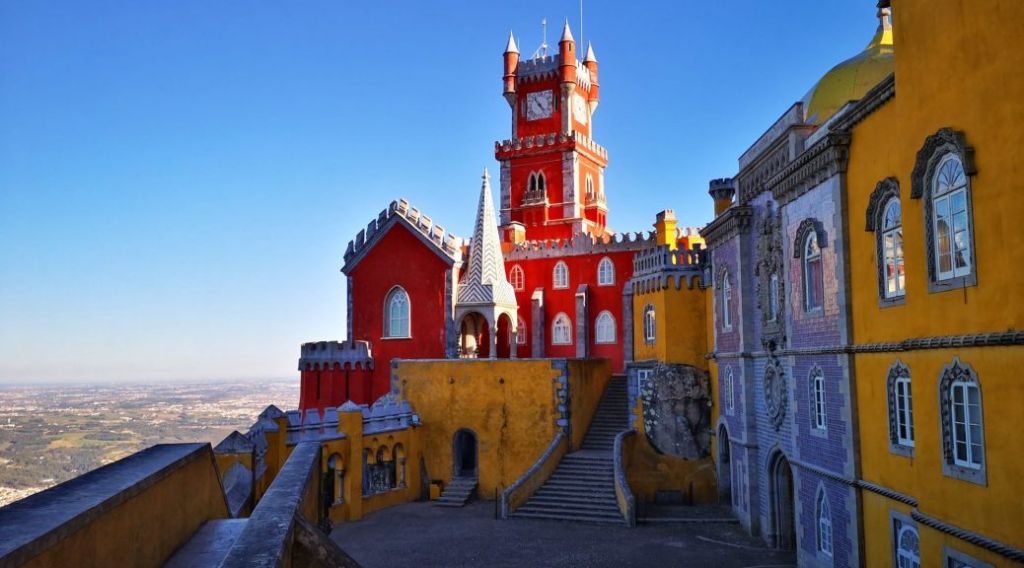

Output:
xmin=511 ymin=375 xmax=630 ymax=524
xmin=435 ymin=476 xmax=477 ymax=507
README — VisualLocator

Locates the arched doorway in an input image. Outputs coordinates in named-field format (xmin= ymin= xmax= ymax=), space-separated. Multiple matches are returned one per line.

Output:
xmin=769 ymin=451 xmax=796 ymax=550
xmin=718 ymin=424 xmax=732 ymax=506
xmin=458 ymin=313 xmax=490 ymax=358
xmin=495 ymin=313 xmax=513 ymax=359
xmin=453 ymin=429 xmax=478 ymax=478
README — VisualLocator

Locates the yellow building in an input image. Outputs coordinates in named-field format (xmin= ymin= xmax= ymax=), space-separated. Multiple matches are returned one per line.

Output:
xmin=844 ymin=1 xmax=1024 ymax=566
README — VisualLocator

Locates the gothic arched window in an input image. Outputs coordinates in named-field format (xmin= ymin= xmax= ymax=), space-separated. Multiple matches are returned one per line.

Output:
xmin=595 ymin=311 xmax=616 ymax=344
xmin=939 ymin=358 xmax=986 ymax=484
xmin=881 ymin=198 xmax=905 ymax=298
xmin=551 ymin=312 xmax=572 ymax=345
xmin=932 ymin=155 xmax=973 ymax=281
xmin=516 ymin=316 xmax=527 ymax=345
xmin=553 ymin=261 xmax=569 ymax=289
xmin=803 ymin=232 xmax=823 ymax=311
xmin=816 ymin=487 xmax=833 ymax=556
xmin=384 ymin=287 xmax=410 ymax=338
xmin=509 ymin=264 xmax=525 ymax=291
xmin=597 ymin=257 xmax=614 ymax=286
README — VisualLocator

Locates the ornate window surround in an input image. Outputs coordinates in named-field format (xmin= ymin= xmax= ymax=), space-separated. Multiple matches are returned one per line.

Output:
xmin=816 ymin=484 xmax=833 ymax=557
xmin=718 ymin=267 xmax=733 ymax=331
xmin=763 ymin=356 xmax=788 ymax=430
xmin=755 ymin=204 xmax=786 ymax=345
xmin=724 ymin=366 xmax=735 ymax=415
xmin=794 ymin=217 xmax=827 ymax=314
xmin=886 ymin=360 xmax=915 ymax=457
xmin=938 ymin=358 xmax=986 ymax=485
xmin=910 ymin=128 xmax=978 ymax=293
xmin=890 ymin=510 xmax=920 ymax=568
xmin=866 ymin=177 xmax=906 ymax=306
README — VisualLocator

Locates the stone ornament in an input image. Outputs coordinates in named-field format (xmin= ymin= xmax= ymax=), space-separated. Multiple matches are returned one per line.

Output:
xmin=764 ymin=357 xmax=788 ymax=431
xmin=639 ymin=363 xmax=711 ymax=459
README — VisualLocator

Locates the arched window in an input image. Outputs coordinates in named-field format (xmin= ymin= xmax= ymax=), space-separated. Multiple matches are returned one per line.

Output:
xmin=585 ymin=173 xmax=595 ymax=199
xmin=939 ymin=359 xmax=986 ymax=484
xmin=721 ymin=271 xmax=733 ymax=330
xmin=886 ymin=361 xmax=915 ymax=452
xmin=597 ymin=257 xmax=614 ymax=286
xmin=551 ymin=312 xmax=572 ymax=345
xmin=384 ymin=287 xmax=410 ymax=338
xmin=881 ymin=198 xmax=905 ymax=298
xmin=553 ymin=261 xmax=569 ymax=289
xmin=594 ymin=311 xmax=615 ymax=344
xmin=509 ymin=264 xmax=525 ymax=291
xmin=803 ymin=232 xmax=823 ymax=311
xmin=643 ymin=304 xmax=656 ymax=344
xmin=810 ymin=367 xmax=826 ymax=431
xmin=516 ymin=316 xmax=527 ymax=345
xmin=724 ymin=367 xmax=735 ymax=415
xmin=817 ymin=487 xmax=833 ymax=556
xmin=932 ymin=155 xmax=972 ymax=281
xmin=895 ymin=523 xmax=920 ymax=568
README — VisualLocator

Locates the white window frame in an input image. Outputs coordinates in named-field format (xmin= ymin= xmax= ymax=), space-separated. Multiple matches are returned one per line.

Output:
xmin=931 ymin=154 xmax=972 ymax=282
xmin=817 ymin=487 xmax=833 ymax=556
xmin=724 ymin=367 xmax=735 ymax=415
xmin=383 ymin=286 xmax=411 ymax=338
xmin=551 ymin=312 xmax=572 ymax=345
xmin=950 ymin=381 xmax=983 ymax=469
xmin=722 ymin=272 xmax=733 ymax=330
xmin=895 ymin=374 xmax=914 ymax=447
xmin=803 ymin=232 xmax=823 ymax=311
xmin=594 ymin=310 xmax=616 ymax=344
xmin=597 ymin=256 xmax=615 ymax=286
xmin=896 ymin=523 xmax=921 ymax=568
xmin=553 ymin=261 xmax=569 ymax=289
xmin=516 ymin=316 xmax=527 ymax=345
xmin=811 ymin=368 xmax=827 ymax=431
xmin=881 ymin=198 xmax=906 ymax=298
xmin=509 ymin=264 xmax=525 ymax=291
xmin=642 ymin=305 xmax=656 ymax=344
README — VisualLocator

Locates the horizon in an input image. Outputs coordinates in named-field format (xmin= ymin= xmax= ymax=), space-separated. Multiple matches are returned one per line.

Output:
xmin=1 ymin=1 xmax=879 ymax=383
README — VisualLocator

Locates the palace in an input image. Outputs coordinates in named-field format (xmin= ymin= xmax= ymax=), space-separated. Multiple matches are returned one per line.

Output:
xmin=1 ymin=2 xmax=1021 ymax=567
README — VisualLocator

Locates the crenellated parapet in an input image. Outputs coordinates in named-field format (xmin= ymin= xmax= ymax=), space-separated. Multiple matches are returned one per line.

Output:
xmin=343 ymin=198 xmax=465 ymax=272
xmin=495 ymin=130 xmax=607 ymax=162
xmin=505 ymin=230 xmax=656 ymax=260
xmin=628 ymin=244 xmax=707 ymax=293
xmin=297 ymin=340 xmax=373 ymax=371
xmin=361 ymin=393 xmax=419 ymax=435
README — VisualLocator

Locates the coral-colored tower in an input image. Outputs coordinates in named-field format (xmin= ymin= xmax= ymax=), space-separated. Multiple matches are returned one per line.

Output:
xmin=495 ymin=22 xmax=608 ymax=243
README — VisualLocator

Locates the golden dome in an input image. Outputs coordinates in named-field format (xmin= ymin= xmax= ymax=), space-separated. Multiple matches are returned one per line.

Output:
xmin=801 ymin=8 xmax=894 ymax=125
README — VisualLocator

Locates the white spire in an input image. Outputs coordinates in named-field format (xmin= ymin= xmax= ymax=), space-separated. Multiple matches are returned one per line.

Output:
xmin=504 ymin=30 xmax=519 ymax=54
xmin=584 ymin=42 xmax=597 ymax=62
xmin=560 ymin=19 xmax=574 ymax=43
xmin=456 ymin=168 xmax=517 ymax=308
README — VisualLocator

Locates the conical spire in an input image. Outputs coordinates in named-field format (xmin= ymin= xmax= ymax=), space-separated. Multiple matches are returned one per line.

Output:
xmin=560 ymin=20 xmax=574 ymax=43
xmin=584 ymin=42 xmax=597 ymax=62
xmin=504 ymin=30 xmax=519 ymax=54
xmin=457 ymin=169 xmax=517 ymax=308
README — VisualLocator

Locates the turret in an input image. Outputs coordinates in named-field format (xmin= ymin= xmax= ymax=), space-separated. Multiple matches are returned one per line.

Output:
xmin=558 ymin=20 xmax=577 ymax=85
xmin=583 ymin=42 xmax=600 ymax=111
xmin=654 ymin=210 xmax=679 ymax=251
xmin=708 ymin=178 xmax=736 ymax=216
xmin=503 ymin=31 xmax=519 ymax=105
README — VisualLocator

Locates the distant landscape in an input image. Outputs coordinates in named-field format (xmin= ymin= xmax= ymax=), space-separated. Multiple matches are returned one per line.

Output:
xmin=0 ymin=380 xmax=299 ymax=507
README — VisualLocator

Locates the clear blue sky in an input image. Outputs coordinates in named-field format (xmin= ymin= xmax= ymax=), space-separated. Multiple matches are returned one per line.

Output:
xmin=0 ymin=1 xmax=879 ymax=383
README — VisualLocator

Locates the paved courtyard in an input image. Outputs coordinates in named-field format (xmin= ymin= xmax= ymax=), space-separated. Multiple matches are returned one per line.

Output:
xmin=330 ymin=501 xmax=796 ymax=568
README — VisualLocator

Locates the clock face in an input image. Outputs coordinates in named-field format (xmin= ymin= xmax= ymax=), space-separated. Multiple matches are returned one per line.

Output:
xmin=573 ymin=93 xmax=588 ymax=124
xmin=526 ymin=90 xmax=553 ymax=121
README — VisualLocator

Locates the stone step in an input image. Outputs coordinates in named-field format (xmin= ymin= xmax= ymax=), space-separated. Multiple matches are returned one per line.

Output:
xmin=520 ymin=498 xmax=621 ymax=513
xmin=553 ymin=466 xmax=613 ymax=474
xmin=544 ymin=478 xmax=614 ymax=489
xmin=549 ymin=469 xmax=613 ymax=479
xmin=534 ymin=487 xmax=618 ymax=499
xmin=510 ymin=510 xmax=626 ymax=525
xmin=525 ymin=495 xmax=620 ymax=509
xmin=516 ymin=503 xmax=622 ymax=516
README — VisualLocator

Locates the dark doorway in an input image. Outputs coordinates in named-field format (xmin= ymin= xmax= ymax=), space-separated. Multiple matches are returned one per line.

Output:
xmin=718 ymin=425 xmax=732 ymax=506
xmin=453 ymin=429 xmax=478 ymax=478
xmin=770 ymin=452 xmax=796 ymax=550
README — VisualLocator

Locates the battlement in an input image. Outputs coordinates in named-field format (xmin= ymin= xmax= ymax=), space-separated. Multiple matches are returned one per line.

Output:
xmin=343 ymin=198 xmax=465 ymax=267
xmin=632 ymin=244 xmax=706 ymax=277
xmin=517 ymin=55 xmax=558 ymax=81
xmin=494 ymin=130 xmax=607 ymax=160
xmin=505 ymin=230 xmax=656 ymax=260
xmin=297 ymin=340 xmax=373 ymax=371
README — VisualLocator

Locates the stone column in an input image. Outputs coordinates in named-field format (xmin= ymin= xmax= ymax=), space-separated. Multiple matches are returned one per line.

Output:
xmin=575 ymin=284 xmax=590 ymax=358
xmin=531 ymin=289 xmax=546 ymax=358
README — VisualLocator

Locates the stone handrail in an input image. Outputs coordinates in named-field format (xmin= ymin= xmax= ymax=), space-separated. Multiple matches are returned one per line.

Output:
xmin=613 ymin=429 xmax=637 ymax=528
xmin=499 ymin=432 xmax=568 ymax=519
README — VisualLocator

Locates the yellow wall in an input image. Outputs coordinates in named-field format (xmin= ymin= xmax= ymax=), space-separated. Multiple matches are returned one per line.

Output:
xmin=632 ymin=281 xmax=708 ymax=366
xmin=846 ymin=1 xmax=1024 ymax=562
xmin=393 ymin=359 xmax=609 ymax=499
xmin=22 ymin=446 xmax=229 ymax=568
xmin=566 ymin=359 xmax=611 ymax=450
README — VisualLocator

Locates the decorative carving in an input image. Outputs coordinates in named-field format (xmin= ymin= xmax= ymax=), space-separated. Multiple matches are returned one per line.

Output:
xmin=938 ymin=358 xmax=980 ymax=465
xmin=639 ymin=363 xmax=712 ymax=459
xmin=754 ymin=203 xmax=786 ymax=342
xmin=792 ymin=217 xmax=828 ymax=258
xmin=866 ymin=177 xmax=901 ymax=232
xmin=764 ymin=356 xmax=788 ymax=430
xmin=885 ymin=360 xmax=911 ymax=449
xmin=910 ymin=128 xmax=975 ymax=199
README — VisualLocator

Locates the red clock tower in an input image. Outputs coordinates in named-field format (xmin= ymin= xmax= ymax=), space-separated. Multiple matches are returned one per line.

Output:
xmin=495 ymin=22 xmax=607 ymax=243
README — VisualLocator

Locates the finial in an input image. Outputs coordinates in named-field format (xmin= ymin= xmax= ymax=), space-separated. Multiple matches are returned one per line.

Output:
xmin=532 ymin=18 xmax=549 ymax=59
xmin=504 ymin=30 xmax=519 ymax=54
xmin=560 ymin=19 xmax=574 ymax=43
xmin=584 ymin=42 xmax=597 ymax=62
xmin=482 ymin=167 xmax=490 ymax=181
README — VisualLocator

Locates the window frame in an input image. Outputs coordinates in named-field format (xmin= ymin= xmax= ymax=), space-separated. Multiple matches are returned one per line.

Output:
xmin=886 ymin=361 xmax=915 ymax=456
xmin=721 ymin=270 xmax=733 ymax=331
xmin=810 ymin=367 xmax=827 ymax=434
xmin=642 ymin=304 xmax=656 ymax=344
xmin=597 ymin=256 xmax=615 ymax=286
xmin=931 ymin=154 xmax=973 ymax=283
xmin=551 ymin=312 xmax=573 ymax=345
xmin=516 ymin=316 xmax=527 ymax=346
xmin=594 ymin=310 xmax=616 ymax=344
xmin=891 ymin=512 xmax=921 ymax=568
xmin=881 ymin=197 xmax=906 ymax=300
xmin=383 ymin=286 xmax=411 ymax=339
xmin=509 ymin=264 xmax=525 ymax=291
xmin=938 ymin=358 xmax=987 ymax=485
xmin=816 ymin=486 xmax=833 ymax=557
xmin=553 ymin=261 xmax=570 ymax=290
xmin=724 ymin=367 xmax=735 ymax=415
xmin=803 ymin=231 xmax=824 ymax=312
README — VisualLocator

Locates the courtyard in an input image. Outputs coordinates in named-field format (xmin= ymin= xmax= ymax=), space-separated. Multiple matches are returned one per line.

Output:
xmin=330 ymin=502 xmax=796 ymax=568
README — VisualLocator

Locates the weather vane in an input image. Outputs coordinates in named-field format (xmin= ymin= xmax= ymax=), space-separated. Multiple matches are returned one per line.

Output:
xmin=532 ymin=18 xmax=548 ymax=59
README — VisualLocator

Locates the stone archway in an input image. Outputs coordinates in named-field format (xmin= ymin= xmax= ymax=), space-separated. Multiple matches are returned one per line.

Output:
xmin=458 ymin=312 xmax=490 ymax=358
xmin=718 ymin=424 xmax=732 ymax=506
xmin=768 ymin=451 xmax=796 ymax=550
xmin=452 ymin=428 xmax=479 ymax=478
xmin=495 ymin=312 xmax=514 ymax=359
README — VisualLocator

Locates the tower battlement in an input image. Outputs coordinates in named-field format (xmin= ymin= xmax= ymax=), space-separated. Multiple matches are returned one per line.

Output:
xmin=298 ymin=340 xmax=373 ymax=371
xmin=344 ymin=198 xmax=465 ymax=267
